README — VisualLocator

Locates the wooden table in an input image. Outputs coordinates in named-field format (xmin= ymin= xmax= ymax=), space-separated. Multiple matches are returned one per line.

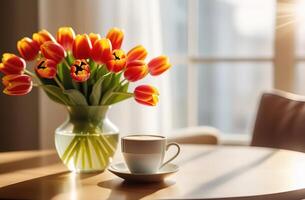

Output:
xmin=1 ymin=145 xmax=305 ymax=199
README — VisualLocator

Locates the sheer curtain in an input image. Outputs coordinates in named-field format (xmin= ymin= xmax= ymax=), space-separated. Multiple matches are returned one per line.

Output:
xmin=38 ymin=0 xmax=171 ymax=149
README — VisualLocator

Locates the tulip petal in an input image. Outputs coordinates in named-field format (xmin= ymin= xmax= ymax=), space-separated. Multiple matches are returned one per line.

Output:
xmin=127 ymin=45 xmax=148 ymax=63
xmin=57 ymin=27 xmax=75 ymax=50
xmin=0 ymin=53 xmax=25 ymax=75
xmin=32 ymin=29 xmax=56 ymax=46
xmin=106 ymin=27 xmax=124 ymax=50
xmin=72 ymin=34 xmax=92 ymax=59
xmin=17 ymin=37 xmax=40 ymax=61
xmin=2 ymin=74 xmax=32 ymax=96
xmin=148 ymin=55 xmax=171 ymax=76
xmin=40 ymin=41 xmax=66 ymax=63
xmin=91 ymin=38 xmax=113 ymax=64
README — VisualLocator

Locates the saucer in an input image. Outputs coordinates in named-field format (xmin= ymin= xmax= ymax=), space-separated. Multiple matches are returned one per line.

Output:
xmin=108 ymin=162 xmax=179 ymax=182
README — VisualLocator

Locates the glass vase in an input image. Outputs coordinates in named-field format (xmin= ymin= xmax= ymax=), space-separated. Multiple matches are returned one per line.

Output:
xmin=55 ymin=106 xmax=119 ymax=173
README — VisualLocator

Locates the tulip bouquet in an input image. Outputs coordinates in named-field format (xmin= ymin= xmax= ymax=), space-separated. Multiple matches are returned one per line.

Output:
xmin=0 ymin=27 xmax=171 ymax=172
xmin=1 ymin=27 xmax=170 ymax=105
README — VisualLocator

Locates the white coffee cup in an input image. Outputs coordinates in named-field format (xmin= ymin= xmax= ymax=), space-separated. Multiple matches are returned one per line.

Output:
xmin=121 ymin=134 xmax=180 ymax=174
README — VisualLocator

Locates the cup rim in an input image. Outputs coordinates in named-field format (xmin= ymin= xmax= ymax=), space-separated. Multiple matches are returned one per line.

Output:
xmin=122 ymin=134 xmax=165 ymax=141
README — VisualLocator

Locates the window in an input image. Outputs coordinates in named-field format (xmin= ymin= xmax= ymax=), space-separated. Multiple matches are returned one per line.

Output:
xmin=161 ymin=0 xmax=277 ymax=135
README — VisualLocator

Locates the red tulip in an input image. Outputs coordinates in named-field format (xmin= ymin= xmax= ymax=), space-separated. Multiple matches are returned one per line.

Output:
xmin=134 ymin=85 xmax=159 ymax=106
xmin=17 ymin=37 xmax=40 ymax=61
xmin=148 ymin=56 xmax=171 ymax=76
xmin=2 ymin=74 xmax=32 ymax=96
xmin=127 ymin=45 xmax=147 ymax=63
xmin=35 ymin=59 xmax=57 ymax=79
xmin=32 ymin=29 xmax=56 ymax=46
xmin=124 ymin=60 xmax=148 ymax=82
xmin=91 ymin=38 xmax=113 ymax=64
xmin=106 ymin=27 xmax=124 ymax=50
xmin=72 ymin=34 xmax=92 ymax=59
xmin=70 ymin=59 xmax=90 ymax=82
xmin=57 ymin=27 xmax=75 ymax=50
xmin=0 ymin=53 xmax=25 ymax=75
xmin=40 ymin=41 xmax=66 ymax=63
xmin=106 ymin=49 xmax=127 ymax=73
xmin=89 ymin=33 xmax=101 ymax=46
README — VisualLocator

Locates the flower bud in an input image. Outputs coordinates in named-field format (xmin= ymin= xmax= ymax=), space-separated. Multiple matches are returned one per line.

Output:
xmin=57 ymin=27 xmax=75 ymax=50
xmin=32 ymin=29 xmax=56 ymax=46
xmin=134 ymin=85 xmax=159 ymax=106
xmin=106 ymin=27 xmax=124 ymax=50
xmin=148 ymin=56 xmax=171 ymax=76
xmin=17 ymin=37 xmax=40 ymax=61
xmin=124 ymin=60 xmax=148 ymax=82
xmin=127 ymin=45 xmax=147 ymax=63
xmin=2 ymin=74 xmax=32 ymax=96
xmin=0 ymin=53 xmax=25 ymax=75
xmin=72 ymin=34 xmax=92 ymax=59
xmin=40 ymin=41 xmax=66 ymax=63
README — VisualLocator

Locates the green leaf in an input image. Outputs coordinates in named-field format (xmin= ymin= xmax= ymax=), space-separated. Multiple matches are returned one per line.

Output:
xmin=58 ymin=62 xmax=74 ymax=89
xmin=120 ymin=82 xmax=129 ymax=92
xmin=101 ymin=73 xmax=113 ymax=93
xmin=40 ymin=85 xmax=70 ymax=105
xmin=105 ymin=92 xmax=133 ymax=105
xmin=89 ymin=76 xmax=104 ymax=105
xmin=64 ymin=89 xmax=88 ymax=106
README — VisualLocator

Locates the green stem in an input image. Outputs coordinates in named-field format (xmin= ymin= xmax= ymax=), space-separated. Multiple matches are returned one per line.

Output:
xmin=61 ymin=137 xmax=78 ymax=162
xmin=82 ymin=81 xmax=88 ymax=98
xmin=24 ymin=69 xmax=42 ymax=85
xmin=63 ymin=59 xmax=71 ymax=70
xmin=74 ymin=141 xmax=81 ymax=167
xmin=99 ymin=134 xmax=116 ymax=154
xmin=84 ymin=137 xmax=93 ymax=168
xmin=64 ymin=138 xmax=80 ymax=164
xmin=90 ymin=138 xmax=106 ymax=168
xmin=54 ymin=76 xmax=65 ymax=91
xmin=24 ymin=69 xmax=36 ymax=77
xmin=119 ymin=78 xmax=127 ymax=85
xmin=81 ymin=140 xmax=86 ymax=169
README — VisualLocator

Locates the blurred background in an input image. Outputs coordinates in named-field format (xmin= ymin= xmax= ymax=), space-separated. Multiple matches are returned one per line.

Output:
xmin=0 ymin=0 xmax=303 ymax=151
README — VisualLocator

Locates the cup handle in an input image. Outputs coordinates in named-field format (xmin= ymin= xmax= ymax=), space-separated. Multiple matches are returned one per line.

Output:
xmin=160 ymin=142 xmax=181 ymax=168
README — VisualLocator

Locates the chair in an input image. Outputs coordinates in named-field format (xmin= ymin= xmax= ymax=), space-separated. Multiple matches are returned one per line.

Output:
xmin=168 ymin=126 xmax=219 ymax=145
xmin=251 ymin=90 xmax=305 ymax=152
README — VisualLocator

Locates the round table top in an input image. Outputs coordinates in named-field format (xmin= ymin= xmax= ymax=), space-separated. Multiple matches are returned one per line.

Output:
xmin=0 ymin=145 xmax=305 ymax=200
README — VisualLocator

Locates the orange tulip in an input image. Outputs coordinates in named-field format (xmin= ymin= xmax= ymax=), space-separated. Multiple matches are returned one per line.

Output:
xmin=17 ymin=37 xmax=40 ymax=61
xmin=2 ymin=74 xmax=32 ymax=96
xmin=106 ymin=49 xmax=126 ymax=73
xmin=106 ymin=27 xmax=124 ymax=50
xmin=32 ymin=29 xmax=56 ymax=47
xmin=89 ymin=33 xmax=101 ymax=46
xmin=127 ymin=45 xmax=147 ymax=63
xmin=57 ymin=27 xmax=75 ymax=50
xmin=148 ymin=56 xmax=171 ymax=76
xmin=70 ymin=59 xmax=90 ymax=82
xmin=124 ymin=60 xmax=148 ymax=82
xmin=0 ymin=53 xmax=25 ymax=75
xmin=72 ymin=34 xmax=92 ymax=59
xmin=91 ymin=38 xmax=112 ymax=64
xmin=40 ymin=41 xmax=66 ymax=63
xmin=134 ymin=85 xmax=159 ymax=106
xmin=35 ymin=59 xmax=57 ymax=79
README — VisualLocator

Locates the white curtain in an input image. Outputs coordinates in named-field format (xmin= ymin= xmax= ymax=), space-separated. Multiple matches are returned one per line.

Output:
xmin=38 ymin=0 xmax=171 ymax=149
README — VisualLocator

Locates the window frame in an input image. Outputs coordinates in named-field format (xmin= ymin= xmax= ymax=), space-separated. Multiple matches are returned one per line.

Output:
xmin=171 ymin=0 xmax=299 ymax=138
